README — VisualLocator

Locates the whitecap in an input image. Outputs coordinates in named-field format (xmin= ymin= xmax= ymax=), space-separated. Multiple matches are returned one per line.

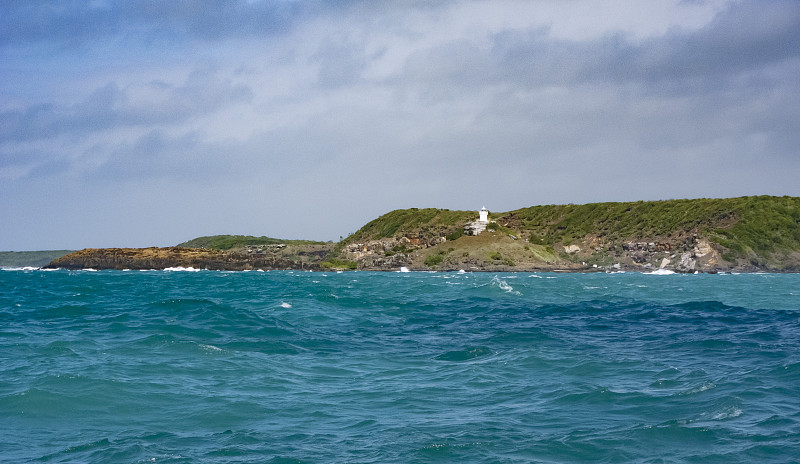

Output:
xmin=490 ymin=275 xmax=521 ymax=295
xmin=163 ymin=266 xmax=201 ymax=272
xmin=199 ymin=344 xmax=223 ymax=352
xmin=707 ymin=406 xmax=743 ymax=421
xmin=457 ymin=269 xmax=466 ymax=274
xmin=528 ymin=274 xmax=543 ymax=278
xmin=646 ymin=269 xmax=676 ymax=275
xmin=398 ymin=267 xmax=410 ymax=273
xmin=681 ymin=382 xmax=716 ymax=395
xmin=280 ymin=302 xmax=292 ymax=308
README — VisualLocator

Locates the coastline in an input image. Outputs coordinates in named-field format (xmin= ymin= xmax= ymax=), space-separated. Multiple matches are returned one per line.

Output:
xmin=35 ymin=247 xmax=796 ymax=274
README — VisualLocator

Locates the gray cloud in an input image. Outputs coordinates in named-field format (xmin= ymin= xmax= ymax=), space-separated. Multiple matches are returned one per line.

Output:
xmin=2 ymin=0 xmax=799 ymax=250
xmin=0 ymin=0 xmax=307 ymax=46
xmin=1 ymin=70 xmax=252 ymax=142
xmin=400 ymin=1 xmax=800 ymax=96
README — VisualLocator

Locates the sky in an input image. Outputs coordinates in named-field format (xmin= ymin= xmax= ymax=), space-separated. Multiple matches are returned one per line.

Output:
xmin=2 ymin=0 xmax=799 ymax=250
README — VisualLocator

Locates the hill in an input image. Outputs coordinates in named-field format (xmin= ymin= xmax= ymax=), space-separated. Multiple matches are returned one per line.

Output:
xmin=338 ymin=196 xmax=800 ymax=272
xmin=0 ymin=250 xmax=75 ymax=268
xmin=42 ymin=196 xmax=800 ymax=272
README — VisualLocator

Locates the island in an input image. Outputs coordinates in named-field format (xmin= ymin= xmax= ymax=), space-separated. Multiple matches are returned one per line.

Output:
xmin=44 ymin=196 xmax=800 ymax=273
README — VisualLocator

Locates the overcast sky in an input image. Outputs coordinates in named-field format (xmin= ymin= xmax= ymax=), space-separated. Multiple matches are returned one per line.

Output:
xmin=2 ymin=0 xmax=799 ymax=250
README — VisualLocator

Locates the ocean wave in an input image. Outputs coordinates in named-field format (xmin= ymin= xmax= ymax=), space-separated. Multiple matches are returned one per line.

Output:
xmin=488 ymin=275 xmax=521 ymax=295
xmin=645 ymin=268 xmax=676 ymax=275
xmin=3 ymin=270 xmax=799 ymax=463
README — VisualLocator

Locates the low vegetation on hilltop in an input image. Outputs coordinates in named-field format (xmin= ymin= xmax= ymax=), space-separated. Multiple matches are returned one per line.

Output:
xmin=506 ymin=196 xmax=800 ymax=263
xmin=344 ymin=208 xmax=475 ymax=243
xmin=178 ymin=235 xmax=325 ymax=250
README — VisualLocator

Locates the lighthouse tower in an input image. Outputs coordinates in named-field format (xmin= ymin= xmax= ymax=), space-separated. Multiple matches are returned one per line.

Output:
xmin=479 ymin=206 xmax=489 ymax=223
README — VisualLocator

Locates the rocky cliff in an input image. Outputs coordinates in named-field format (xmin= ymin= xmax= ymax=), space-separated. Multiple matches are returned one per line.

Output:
xmin=44 ymin=246 xmax=330 ymax=271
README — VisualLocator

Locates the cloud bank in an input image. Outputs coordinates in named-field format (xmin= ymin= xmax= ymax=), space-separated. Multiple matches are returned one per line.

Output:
xmin=2 ymin=0 xmax=799 ymax=249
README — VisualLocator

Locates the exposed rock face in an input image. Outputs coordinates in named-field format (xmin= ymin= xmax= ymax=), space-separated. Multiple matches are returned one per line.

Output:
xmin=464 ymin=220 xmax=487 ymax=236
xmin=677 ymin=252 xmax=696 ymax=271
xmin=44 ymin=247 xmax=326 ymax=271
xmin=342 ymin=234 xmax=446 ymax=261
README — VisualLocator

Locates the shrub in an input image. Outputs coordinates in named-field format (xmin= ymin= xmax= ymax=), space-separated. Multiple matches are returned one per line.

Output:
xmin=446 ymin=229 xmax=464 ymax=241
xmin=392 ymin=244 xmax=409 ymax=254
xmin=424 ymin=254 xmax=444 ymax=267
xmin=320 ymin=259 xmax=357 ymax=270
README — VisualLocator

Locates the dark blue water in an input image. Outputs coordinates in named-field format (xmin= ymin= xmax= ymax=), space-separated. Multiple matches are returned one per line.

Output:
xmin=1 ymin=269 xmax=799 ymax=463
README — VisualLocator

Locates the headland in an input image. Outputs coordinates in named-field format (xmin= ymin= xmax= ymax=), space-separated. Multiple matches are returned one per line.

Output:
xmin=43 ymin=196 xmax=800 ymax=273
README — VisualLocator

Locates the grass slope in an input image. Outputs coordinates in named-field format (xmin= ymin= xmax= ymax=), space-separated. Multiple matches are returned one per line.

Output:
xmin=345 ymin=208 xmax=475 ymax=243
xmin=506 ymin=196 xmax=800 ymax=259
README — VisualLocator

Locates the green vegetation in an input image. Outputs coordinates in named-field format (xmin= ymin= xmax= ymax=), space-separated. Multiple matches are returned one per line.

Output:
xmin=486 ymin=222 xmax=514 ymax=235
xmin=342 ymin=196 xmax=800 ymax=269
xmin=320 ymin=258 xmax=358 ymax=270
xmin=0 ymin=250 xmax=75 ymax=268
xmin=424 ymin=253 xmax=445 ymax=267
xmin=178 ymin=235 xmax=324 ymax=250
xmin=525 ymin=244 xmax=558 ymax=263
xmin=446 ymin=228 xmax=464 ymax=241
xmin=345 ymin=208 xmax=474 ymax=243
xmin=487 ymin=251 xmax=514 ymax=266
xmin=710 ymin=197 xmax=800 ymax=256
xmin=507 ymin=196 xmax=800 ymax=261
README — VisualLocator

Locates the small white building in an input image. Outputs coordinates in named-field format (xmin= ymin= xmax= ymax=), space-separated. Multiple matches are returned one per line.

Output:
xmin=479 ymin=206 xmax=489 ymax=223
xmin=464 ymin=206 xmax=490 ymax=236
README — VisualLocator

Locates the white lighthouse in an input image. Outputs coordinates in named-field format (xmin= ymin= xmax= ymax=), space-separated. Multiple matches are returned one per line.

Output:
xmin=479 ymin=206 xmax=489 ymax=223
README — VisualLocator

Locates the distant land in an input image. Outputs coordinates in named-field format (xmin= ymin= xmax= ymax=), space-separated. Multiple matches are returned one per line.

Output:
xmin=0 ymin=250 xmax=74 ymax=268
xmin=40 ymin=196 xmax=800 ymax=273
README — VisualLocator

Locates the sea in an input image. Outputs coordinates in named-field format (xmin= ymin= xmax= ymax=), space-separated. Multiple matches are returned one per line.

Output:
xmin=1 ymin=268 xmax=799 ymax=464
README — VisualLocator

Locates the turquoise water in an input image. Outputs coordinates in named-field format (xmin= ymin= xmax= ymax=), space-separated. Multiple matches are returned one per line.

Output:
xmin=1 ymin=269 xmax=799 ymax=463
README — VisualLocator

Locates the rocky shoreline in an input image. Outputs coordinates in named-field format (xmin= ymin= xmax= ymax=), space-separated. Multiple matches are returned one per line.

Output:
xmin=43 ymin=247 xmax=329 ymax=271
xmin=42 ymin=242 xmax=793 ymax=273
